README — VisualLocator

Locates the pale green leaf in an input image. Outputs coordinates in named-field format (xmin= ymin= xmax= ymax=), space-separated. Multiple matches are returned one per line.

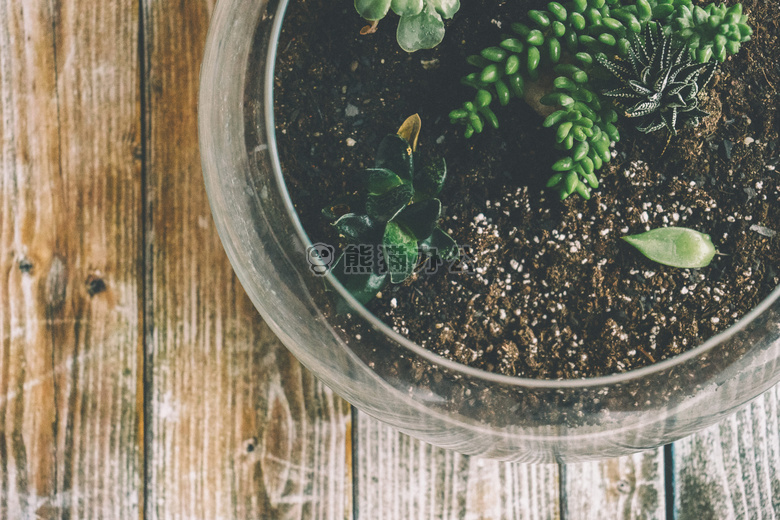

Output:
xmin=622 ymin=227 xmax=717 ymax=268
xmin=396 ymin=2 xmax=445 ymax=52
xmin=431 ymin=0 xmax=459 ymax=19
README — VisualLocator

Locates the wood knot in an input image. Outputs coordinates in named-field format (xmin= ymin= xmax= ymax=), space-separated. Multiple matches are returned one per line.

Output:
xmin=243 ymin=437 xmax=257 ymax=453
xmin=86 ymin=274 xmax=107 ymax=296
xmin=18 ymin=258 xmax=33 ymax=273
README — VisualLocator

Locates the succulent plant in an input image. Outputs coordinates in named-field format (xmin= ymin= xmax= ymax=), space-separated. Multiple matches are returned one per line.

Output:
xmin=448 ymin=0 xmax=750 ymax=200
xmin=539 ymin=63 xmax=621 ymax=200
xmin=597 ymin=23 xmax=717 ymax=135
xmin=654 ymin=2 xmax=753 ymax=63
xmin=355 ymin=0 xmax=460 ymax=52
xmin=326 ymin=115 xmax=458 ymax=304
xmin=623 ymin=227 xmax=717 ymax=268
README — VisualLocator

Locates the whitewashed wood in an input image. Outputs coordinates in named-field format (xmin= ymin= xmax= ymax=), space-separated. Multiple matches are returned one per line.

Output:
xmin=0 ymin=0 xmax=141 ymax=518
xmin=141 ymin=1 xmax=352 ymax=518
xmin=562 ymin=449 xmax=666 ymax=520
xmin=674 ymin=385 xmax=780 ymax=519
xmin=355 ymin=412 xmax=560 ymax=520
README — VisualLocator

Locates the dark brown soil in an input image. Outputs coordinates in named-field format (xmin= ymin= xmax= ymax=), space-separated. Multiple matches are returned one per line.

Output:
xmin=273 ymin=0 xmax=780 ymax=379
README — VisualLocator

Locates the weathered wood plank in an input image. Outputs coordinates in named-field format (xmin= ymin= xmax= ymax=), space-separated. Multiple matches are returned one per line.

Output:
xmin=355 ymin=412 xmax=560 ymax=520
xmin=141 ymin=1 xmax=352 ymax=518
xmin=0 ymin=0 xmax=141 ymax=518
xmin=674 ymin=385 xmax=780 ymax=519
xmin=561 ymin=449 xmax=666 ymax=520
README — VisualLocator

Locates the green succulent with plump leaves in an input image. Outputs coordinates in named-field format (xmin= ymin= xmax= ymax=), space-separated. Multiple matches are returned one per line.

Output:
xmin=538 ymin=63 xmax=621 ymax=200
xmin=598 ymin=23 xmax=717 ymax=134
xmin=449 ymin=0 xmax=751 ymax=200
xmin=355 ymin=0 xmax=459 ymax=52
xmin=326 ymin=115 xmax=458 ymax=304
xmin=656 ymin=2 xmax=753 ymax=63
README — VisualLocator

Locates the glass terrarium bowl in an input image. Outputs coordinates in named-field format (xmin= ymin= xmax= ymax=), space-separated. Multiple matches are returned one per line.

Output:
xmin=199 ymin=0 xmax=780 ymax=462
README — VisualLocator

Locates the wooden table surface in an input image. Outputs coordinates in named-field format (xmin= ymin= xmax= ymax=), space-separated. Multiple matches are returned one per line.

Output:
xmin=1 ymin=1 xmax=779 ymax=519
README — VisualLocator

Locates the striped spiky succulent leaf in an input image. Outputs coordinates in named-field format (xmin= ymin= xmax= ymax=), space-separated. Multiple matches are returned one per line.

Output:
xmin=596 ymin=23 xmax=717 ymax=135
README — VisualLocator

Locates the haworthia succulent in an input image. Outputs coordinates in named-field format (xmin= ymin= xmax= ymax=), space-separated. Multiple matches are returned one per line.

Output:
xmin=598 ymin=23 xmax=717 ymax=135
xmin=325 ymin=115 xmax=458 ymax=305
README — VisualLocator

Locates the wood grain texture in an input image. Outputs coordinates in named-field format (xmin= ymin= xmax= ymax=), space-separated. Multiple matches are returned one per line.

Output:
xmin=0 ymin=0 xmax=141 ymax=518
xmin=674 ymin=385 xmax=780 ymax=520
xmin=561 ymin=449 xmax=665 ymax=520
xmin=355 ymin=413 xmax=560 ymax=520
xmin=4 ymin=0 xmax=780 ymax=517
xmin=141 ymin=1 xmax=352 ymax=519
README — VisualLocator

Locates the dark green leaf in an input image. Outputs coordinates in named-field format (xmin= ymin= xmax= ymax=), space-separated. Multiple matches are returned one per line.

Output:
xmin=382 ymin=221 xmax=419 ymax=283
xmin=413 ymin=154 xmax=446 ymax=199
xmin=365 ymin=168 xmax=404 ymax=195
xmin=420 ymin=227 xmax=459 ymax=261
xmin=375 ymin=134 xmax=414 ymax=180
xmin=622 ymin=227 xmax=717 ymax=268
xmin=332 ymin=213 xmax=382 ymax=243
xmin=394 ymin=198 xmax=441 ymax=241
xmin=365 ymin=183 xmax=414 ymax=222
xmin=331 ymin=253 xmax=388 ymax=305
xmin=322 ymin=192 xmax=365 ymax=221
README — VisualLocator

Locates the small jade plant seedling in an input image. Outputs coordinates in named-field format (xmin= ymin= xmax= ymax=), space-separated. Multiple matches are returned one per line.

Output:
xmin=623 ymin=227 xmax=717 ymax=268
xmin=326 ymin=115 xmax=458 ymax=304
xmin=449 ymin=0 xmax=752 ymax=200
xmin=355 ymin=0 xmax=460 ymax=52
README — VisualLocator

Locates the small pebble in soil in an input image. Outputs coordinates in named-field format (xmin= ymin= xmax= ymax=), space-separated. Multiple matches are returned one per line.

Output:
xmin=345 ymin=104 xmax=359 ymax=117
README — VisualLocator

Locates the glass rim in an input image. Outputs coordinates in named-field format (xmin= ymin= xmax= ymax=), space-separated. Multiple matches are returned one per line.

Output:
xmin=209 ymin=0 xmax=780 ymax=391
